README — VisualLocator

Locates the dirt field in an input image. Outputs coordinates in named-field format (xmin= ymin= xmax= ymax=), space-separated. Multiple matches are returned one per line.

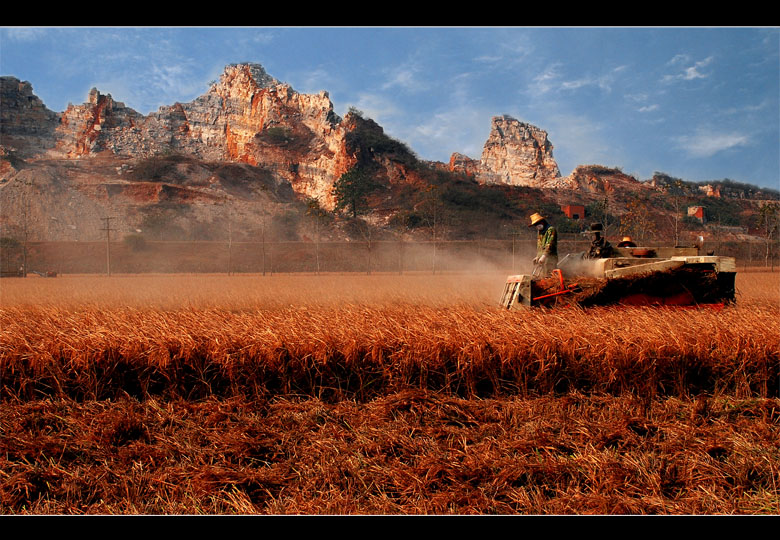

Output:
xmin=0 ymin=270 xmax=778 ymax=514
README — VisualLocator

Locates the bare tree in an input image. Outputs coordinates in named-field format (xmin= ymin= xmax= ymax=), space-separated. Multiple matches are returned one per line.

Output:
xmin=620 ymin=196 xmax=657 ymax=244
xmin=757 ymin=202 xmax=779 ymax=269
xmin=664 ymin=179 xmax=686 ymax=246
xmin=416 ymin=185 xmax=444 ymax=274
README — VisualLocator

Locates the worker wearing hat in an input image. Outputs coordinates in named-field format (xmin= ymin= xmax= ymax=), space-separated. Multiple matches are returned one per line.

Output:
xmin=529 ymin=212 xmax=558 ymax=276
xmin=585 ymin=222 xmax=613 ymax=259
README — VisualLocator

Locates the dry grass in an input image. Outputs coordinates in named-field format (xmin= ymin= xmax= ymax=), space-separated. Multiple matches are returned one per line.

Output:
xmin=0 ymin=270 xmax=778 ymax=514
xmin=1 ymin=392 xmax=777 ymax=514
xmin=0 ymin=272 xmax=505 ymax=310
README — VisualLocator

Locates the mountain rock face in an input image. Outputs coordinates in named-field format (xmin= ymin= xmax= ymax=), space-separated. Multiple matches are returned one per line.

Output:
xmin=475 ymin=115 xmax=561 ymax=187
xmin=448 ymin=152 xmax=480 ymax=178
xmin=563 ymin=165 xmax=643 ymax=194
xmin=2 ymin=64 xmax=354 ymax=207
xmin=50 ymin=64 xmax=352 ymax=207
xmin=4 ymin=69 xmax=565 ymax=200
xmin=1 ymin=63 xmax=587 ymax=244
xmin=0 ymin=77 xmax=60 ymax=157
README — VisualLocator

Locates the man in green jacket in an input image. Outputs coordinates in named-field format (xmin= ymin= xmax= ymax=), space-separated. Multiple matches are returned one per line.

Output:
xmin=529 ymin=212 xmax=558 ymax=276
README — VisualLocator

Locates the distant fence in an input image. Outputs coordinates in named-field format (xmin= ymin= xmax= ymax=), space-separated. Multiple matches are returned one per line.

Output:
xmin=1 ymin=236 xmax=777 ymax=275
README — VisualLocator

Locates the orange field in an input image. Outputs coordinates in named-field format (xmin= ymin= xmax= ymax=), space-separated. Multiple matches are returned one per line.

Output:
xmin=0 ymin=270 xmax=778 ymax=514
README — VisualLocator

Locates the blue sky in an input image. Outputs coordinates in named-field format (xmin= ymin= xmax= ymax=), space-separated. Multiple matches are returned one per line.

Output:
xmin=2 ymin=26 xmax=778 ymax=190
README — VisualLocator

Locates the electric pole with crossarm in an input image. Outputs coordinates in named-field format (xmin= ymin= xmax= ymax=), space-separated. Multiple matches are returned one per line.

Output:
xmin=100 ymin=216 xmax=116 ymax=276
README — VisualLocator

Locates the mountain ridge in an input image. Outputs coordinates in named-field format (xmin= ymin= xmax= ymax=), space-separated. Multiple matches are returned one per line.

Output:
xmin=1 ymin=63 xmax=777 ymax=247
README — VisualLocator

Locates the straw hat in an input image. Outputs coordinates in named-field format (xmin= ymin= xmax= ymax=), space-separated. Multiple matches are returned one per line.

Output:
xmin=528 ymin=212 xmax=546 ymax=227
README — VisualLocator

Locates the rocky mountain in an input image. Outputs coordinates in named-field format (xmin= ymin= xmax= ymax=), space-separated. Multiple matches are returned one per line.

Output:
xmin=473 ymin=115 xmax=561 ymax=187
xmin=4 ymin=64 xmax=352 ymax=204
xmin=1 ymin=62 xmax=774 ymax=246
xmin=1 ymin=63 xmax=569 ymax=242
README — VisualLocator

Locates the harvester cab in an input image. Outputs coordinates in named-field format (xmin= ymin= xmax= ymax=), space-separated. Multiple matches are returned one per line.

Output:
xmin=500 ymin=244 xmax=737 ymax=310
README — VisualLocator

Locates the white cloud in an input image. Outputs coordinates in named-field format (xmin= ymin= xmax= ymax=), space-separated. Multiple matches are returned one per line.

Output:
xmin=625 ymin=92 xmax=650 ymax=103
xmin=533 ymin=113 xmax=614 ymax=174
xmin=474 ymin=54 xmax=503 ymax=64
xmin=288 ymin=67 xmax=336 ymax=95
xmin=667 ymin=54 xmax=690 ymax=66
xmin=472 ymin=32 xmax=534 ymax=67
xmin=249 ymin=31 xmax=274 ymax=45
xmin=408 ymin=108 xmax=492 ymax=161
xmin=347 ymin=93 xmax=402 ymax=124
xmin=3 ymin=27 xmax=46 ymax=41
xmin=498 ymin=38 xmax=535 ymax=62
xmin=662 ymin=55 xmax=714 ymax=83
xmin=89 ymin=60 xmax=205 ymax=113
xmin=676 ymin=130 xmax=749 ymax=158
xmin=530 ymin=63 xmax=628 ymax=95
xmin=720 ymin=99 xmax=772 ymax=116
xmin=564 ymin=65 xmax=628 ymax=93
xmin=528 ymin=63 xmax=562 ymax=95
xmin=380 ymin=57 xmax=430 ymax=93
xmin=638 ymin=104 xmax=659 ymax=113
xmin=382 ymin=69 xmax=418 ymax=91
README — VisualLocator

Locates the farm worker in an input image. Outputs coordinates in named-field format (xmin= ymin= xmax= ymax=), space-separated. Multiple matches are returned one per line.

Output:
xmin=529 ymin=212 xmax=558 ymax=276
xmin=585 ymin=223 xmax=613 ymax=259
xmin=617 ymin=236 xmax=637 ymax=248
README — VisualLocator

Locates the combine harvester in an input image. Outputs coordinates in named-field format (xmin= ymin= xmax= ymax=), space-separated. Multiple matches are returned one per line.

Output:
xmin=500 ymin=244 xmax=737 ymax=309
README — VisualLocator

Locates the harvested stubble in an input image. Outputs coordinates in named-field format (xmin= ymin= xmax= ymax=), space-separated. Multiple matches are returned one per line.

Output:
xmin=1 ymin=391 xmax=778 ymax=514
xmin=0 ymin=271 xmax=778 ymax=514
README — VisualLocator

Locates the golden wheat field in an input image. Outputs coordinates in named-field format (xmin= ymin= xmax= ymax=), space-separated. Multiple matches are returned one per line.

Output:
xmin=0 ymin=270 xmax=778 ymax=514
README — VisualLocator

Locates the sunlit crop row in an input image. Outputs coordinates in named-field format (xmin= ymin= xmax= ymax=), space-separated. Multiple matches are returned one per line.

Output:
xmin=1 ymin=271 xmax=777 ymax=400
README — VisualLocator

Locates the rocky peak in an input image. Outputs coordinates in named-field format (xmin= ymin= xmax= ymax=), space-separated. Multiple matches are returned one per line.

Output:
xmin=448 ymin=152 xmax=479 ymax=178
xmin=562 ymin=165 xmax=643 ymax=194
xmin=55 ymin=87 xmax=144 ymax=158
xmin=0 ymin=76 xmax=60 ymax=157
xmin=476 ymin=115 xmax=560 ymax=187
xmin=218 ymin=63 xmax=280 ymax=90
xmin=2 ymin=63 xmax=353 ymax=205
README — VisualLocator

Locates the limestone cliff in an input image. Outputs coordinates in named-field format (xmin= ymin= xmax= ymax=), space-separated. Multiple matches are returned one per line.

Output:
xmin=0 ymin=77 xmax=60 ymax=157
xmin=563 ymin=165 xmax=645 ymax=194
xmin=1 ymin=63 xmax=645 ymax=245
xmin=448 ymin=152 xmax=479 ymax=178
xmin=475 ymin=115 xmax=561 ymax=187
xmin=44 ymin=64 xmax=354 ymax=209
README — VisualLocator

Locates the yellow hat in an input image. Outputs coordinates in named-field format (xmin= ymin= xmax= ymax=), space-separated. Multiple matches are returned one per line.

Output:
xmin=621 ymin=236 xmax=633 ymax=243
xmin=528 ymin=212 xmax=546 ymax=227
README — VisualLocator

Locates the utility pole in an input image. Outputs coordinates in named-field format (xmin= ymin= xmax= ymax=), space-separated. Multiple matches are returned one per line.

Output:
xmin=17 ymin=178 xmax=34 ymax=277
xmin=427 ymin=185 xmax=438 ymax=275
xmin=100 ymin=216 xmax=116 ymax=276
xmin=314 ymin=212 xmax=320 ymax=275
xmin=433 ymin=192 xmax=437 ymax=275
xmin=261 ymin=209 xmax=267 ymax=276
xmin=398 ymin=231 xmax=404 ymax=275
xmin=227 ymin=219 xmax=233 ymax=276
xmin=22 ymin=187 xmax=30 ymax=277
xmin=365 ymin=225 xmax=372 ymax=275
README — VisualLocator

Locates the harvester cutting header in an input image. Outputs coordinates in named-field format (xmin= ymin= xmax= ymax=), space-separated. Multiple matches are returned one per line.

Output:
xmin=500 ymin=212 xmax=737 ymax=309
